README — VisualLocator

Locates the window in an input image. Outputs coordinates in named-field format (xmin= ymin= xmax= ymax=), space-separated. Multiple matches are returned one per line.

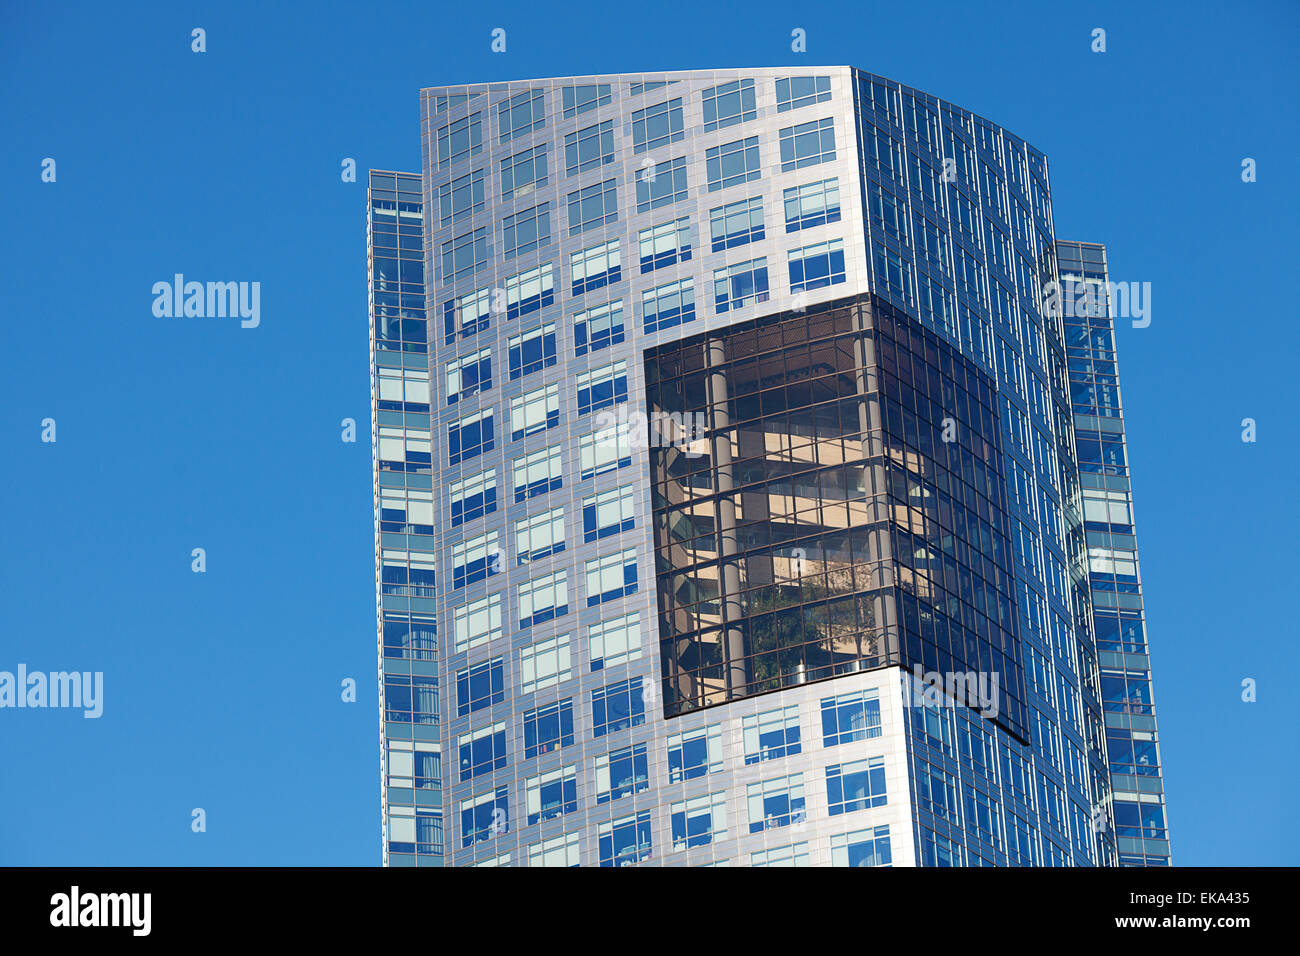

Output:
xmin=441 ymin=227 xmax=488 ymax=282
xmin=410 ymin=749 xmax=441 ymax=790
xmin=709 ymin=196 xmax=765 ymax=251
xmin=1083 ymin=489 xmax=1132 ymax=528
xmin=629 ymin=80 xmax=669 ymax=96
xmin=599 ymin=811 xmax=652 ymax=867
xmin=747 ymin=774 xmax=806 ymax=832
xmin=460 ymin=787 xmax=508 ymax=848
xmin=592 ymin=676 xmax=645 ymax=736
xmin=595 ymin=743 xmax=649 ymax=803
xmin=565 ymin=120 xmax=615 ymax=174
xmin=585 ymin=549 xmax=638 ymax=606
xmin=439 ymin=169 xmax=485 ymax=225
xmin=515 ymin=506 xmax=565 ymax=564
xmin=873 ymin=242 xmax=913 ymax=302
xmin=529 ymin=830 xmax=580 ymax=867
xmin=638 ymin=217 xmax=691 ymax=273
xmin=562 ymin=83 xmax=611 ymax=117
xmin=378 ymin=424 xmax=431 ymax=474
xmin=631 ymin=98 xmax=684 ymax=152
xmin=820 ymin=689 xmax=882 ymax=746
xmin=526 ymin=766 xmax=577 ymax=825
xmin=743 ymin=706 xmax=802 ymax=763
xmin=779 ymin=117 xmax=836 ymax=170
xmin=457 ymin=722 xmax=506 ymax=781
xmin=510 ymin=383 xmax=560 ymax=440
xmin=965 ymin=787 xmax=1003 ymax=849
xmin=751 ymin=842 xmax=809 ymax=866
xmin=671 ymin=792 xmax=727 ymax=850
xmin=380 ymin=487 xmax=433 ymax=533
xmin=570 ymin=239 xmax=621 ymax=296
xmin=453 ymin=592 xmax=502 ymax=653
xmin=377 ymin=366 xmax=431 ymax=411
xmin=712 ymin=257 xmax=769 ymax=312
xmin=456 ymin=657 xmax=504 ymax=716
xmin=447 ymin=408 xmax=494 ymax=466
xmin=513 ymin=444 xmax=562 ymax=501
xmin=580 ymin=424 xmax=633 ymax=479
xmin=519 ymin=632 xmax=571 ymax=693
xmin=433 ymin=92 xmax=482 ymax=113
xmin=500 ymin=144 xmax=548 ymax=202
xmin=497 ymin=89 xmax=545 ymax=142
xmin=826 ymin=756 xmax=887 ymax=815
xmin=702 ymin=79 xmax=756 ymax=131
xmin=641 ymin=278 xmax=695 ymax=334
xmin=775 ymin=75 xmax=831 ymax=112
xmin=449 ymin=468 xmax=497 ymax=526
xmin=576 ymin=360 xmax=628 ymax=415
xmin=508 ymin=322 xmax=557 ymax=380
xmin=504 ymin=262 xmax=554 ymax=320
xmin=437 ymin=112 xmax=483 ymax=167
xmin=635 ymin=157 xmax=687 ymax=212
xmin=384 ymin=675 xmax=439 ymax=724
xmin=589 ymin=611 xmax=641 ymax=671
xmin=518 ymin=570 xmax=569 ymax=630
xmin=567 ymin=179 xmax=618 ymax=234
xmin=443 ymin=285 xmax=492 ymax=344
xmin=788 ymin=238 xmax=846 ymax=292
xmin=523 ymin=698 xmax=574 ymax=757
xmin=501 ymin=202 xmax=550 ymax=259
xmin=381 ymin=551 xmax=435 ymax=598
xmin=705 ymin=136 xmax=761 ymax=191
xmin=667 ymin=724 xmax=723 ymax=782
xmin=870 ymin=187 xmax=907 ymax=244
xmin=830 ymin=825 xmax=892 ymax=867
xmin=582 ymin=485 xmax=635 ymax=542
xmin=920 ymin=764 xmax=961 ymax=822
xmin=445 ymin=347 xmax=491 ymax=404
xmin=784 ymin=178 xmax=841 ymax=231
xmin=574 ymin=300 xmax=625 ymax=356
xmin=451 ymin=530 xmax=501 ymax=589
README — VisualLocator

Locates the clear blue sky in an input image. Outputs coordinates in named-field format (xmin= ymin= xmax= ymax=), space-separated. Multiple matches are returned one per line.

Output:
xmin=1 ymin=0 xmax=1295 ymax=866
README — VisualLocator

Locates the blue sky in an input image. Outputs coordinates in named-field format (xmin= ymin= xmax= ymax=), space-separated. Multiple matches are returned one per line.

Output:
xmin=0 ymin=0 xmax=1295 ymax=866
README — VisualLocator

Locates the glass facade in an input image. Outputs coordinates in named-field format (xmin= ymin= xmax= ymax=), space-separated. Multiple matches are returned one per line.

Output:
xmin=645 ymin=295 xmax=1028 ymax=743
xmin=370 ymin=169 xmax=444 ymax=866
xmin=367 ymin=68 xmax=1168 ymax=866
xmin=1056 ymin=239 xmax=1171 ymax=865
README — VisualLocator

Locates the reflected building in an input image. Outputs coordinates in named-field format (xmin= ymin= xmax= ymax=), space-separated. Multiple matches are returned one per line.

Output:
xmin=368 ymin=67 xmax=1168 ymax=866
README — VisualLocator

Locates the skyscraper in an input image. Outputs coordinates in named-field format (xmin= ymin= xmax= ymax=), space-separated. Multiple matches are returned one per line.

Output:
xmin=368 ymin=67 xmax=1167 ymax=866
